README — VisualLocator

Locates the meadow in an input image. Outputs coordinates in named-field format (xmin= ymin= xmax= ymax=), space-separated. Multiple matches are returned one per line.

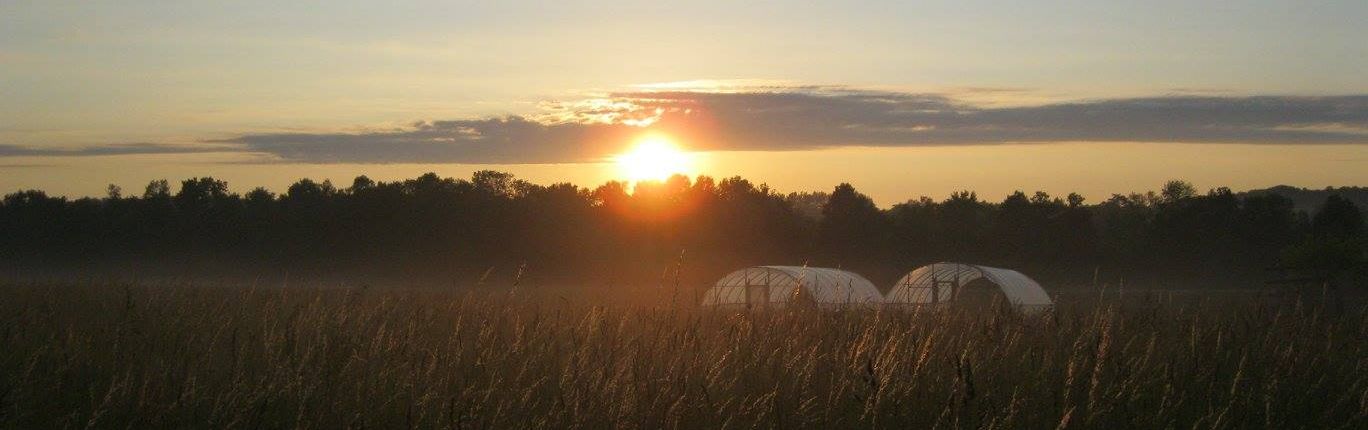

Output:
xmin=0 ymin=281 xmax=1364 ymax=429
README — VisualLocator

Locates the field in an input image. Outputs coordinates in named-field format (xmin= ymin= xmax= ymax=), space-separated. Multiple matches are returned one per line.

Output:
xmin=0 ymin=282 xmax=1365 ymax=429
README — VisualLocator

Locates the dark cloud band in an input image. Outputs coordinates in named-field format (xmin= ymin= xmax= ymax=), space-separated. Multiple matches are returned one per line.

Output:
xmin=0 ymin=143 xmax=229 ymax=157
xmin=5 ymin=90 xmax=1366 ymax=163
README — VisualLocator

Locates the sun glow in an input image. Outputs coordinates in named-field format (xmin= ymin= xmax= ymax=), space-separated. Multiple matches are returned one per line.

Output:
xmin=615 ymin=135 xmax=694 ymax=182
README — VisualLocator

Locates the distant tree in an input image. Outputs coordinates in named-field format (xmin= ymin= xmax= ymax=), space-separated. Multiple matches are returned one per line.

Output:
xmin=3 ymin=189 xmax=53 ymax=206
xmin=1002 ymin=190 xmax=1029 ymax=207
xmin=1271 ymin=194 xmax=1368 ymax=288
xmin=819 ymin=183 xmax=888 ymax=266
xmin=1312 ymin=195 xmax=1363 ymax=239
xmin=0 ymin=171 xmax=1341 ymax=288
xmin=1054 ymin=192 xmax=1099 ymax=270
xmin=993 ymin=191 xmax=1036 ymax=262
xmin=946 ymin=190 xmax=979 ymax=205
xmin=143 ymin=179 xmax=171 ymax=200
xmin=285 ymin=178 xmax=336 ymax=201
xmin=175 ymin=177 xmax=231 ymax=209
xmin=716 ymin=176 xmax=758 ymax=201
xmin=473 ymin=170 xmax=517 ymax=198
xmin=593 ymin=181 xmax=631 ymax=209
xmin=784 ymin=191 xmax=829 ymax=221
xmin=936 ymin=191 xmax=990 ymax=261
xmin=1066 ymin=192 xmax=1085 ymax=208
xmin=888 ymin=196 xmax=939 ymax=265
xmin=821 ymin=184 xmax=882 ymax=231
xmin=244 ymin=187 xmax=275 ymax=204
xmin=1161 ymin=180 xmax=1197 ymax=203
xmin=1030 ymin=191 xmax=1054 ymax=205
xmin=1 ymin=190 xmax=90 ymax=259
xmin=350 ymin=175 xmax=376 ymax=192
xmin=405 ymin=173 xmax=463 ymax=198
xmin=1238 ymin=193 xmax=1300 ymax=265
xmin=106 ymin=184 xmax=122 ymax=200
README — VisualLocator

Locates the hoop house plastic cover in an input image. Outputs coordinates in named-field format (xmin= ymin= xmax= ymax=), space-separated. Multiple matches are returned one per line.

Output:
xmin=886 ymin=262 xmax=1052 ymax=310
xmin=702 ymin=266 xmax=883 ymax=307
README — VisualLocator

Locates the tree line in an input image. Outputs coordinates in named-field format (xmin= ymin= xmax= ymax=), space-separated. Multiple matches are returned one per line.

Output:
xmin=1 ymin=172 xmax=1363 ymax=288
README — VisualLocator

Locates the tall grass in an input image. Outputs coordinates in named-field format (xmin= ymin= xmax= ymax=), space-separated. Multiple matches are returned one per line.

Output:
xmin=0 ymin=282 xmax=1364 ymax=428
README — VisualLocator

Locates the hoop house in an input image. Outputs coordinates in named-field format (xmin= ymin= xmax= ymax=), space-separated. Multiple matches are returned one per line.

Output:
xmin=886 ymin=262 xmax=1052 ymax=312
xmin=702 ymin=266 xmax=883 ymax=309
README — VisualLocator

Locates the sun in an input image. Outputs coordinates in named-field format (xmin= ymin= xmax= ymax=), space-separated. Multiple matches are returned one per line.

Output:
xmin=616 ymin=135 xmax=693 ymax=182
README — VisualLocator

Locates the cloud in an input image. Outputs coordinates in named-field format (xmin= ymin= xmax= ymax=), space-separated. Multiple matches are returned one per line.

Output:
xmin=624 ymin=91 xmax=1368 ymax=150
xmin=7 ymin=87 xmax=1368 ymax=164
xmin=214 ymin=117 xmax=642 ymax=164
xmin=0 ymin=142 xmax=230 ymax=157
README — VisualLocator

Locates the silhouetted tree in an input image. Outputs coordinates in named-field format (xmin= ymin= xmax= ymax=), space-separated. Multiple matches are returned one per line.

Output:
xmin=143 ymin=179 xmax=171 ymax=200
xmin=784 ymin=191 xmax=829 ymax=221
xmin=1066 ymin=193 xmax=1085 ymax=208
xmin=0 ymin=175 xmax=1353 ymax=288
xmin=1161 ymin=180 xmax=1197 ymax=203
xmin=1281 ymin=195 xmax=1367 ymax=286
xmin=351 ymin=175 xmax=376 ymax=192
xmin=1312 ymin=195 xmax=1363 ymax=239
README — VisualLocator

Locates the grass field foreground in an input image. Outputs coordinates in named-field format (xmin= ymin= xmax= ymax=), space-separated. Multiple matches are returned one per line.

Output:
xmin=0 ymin=282 xmax=1364 ymax=428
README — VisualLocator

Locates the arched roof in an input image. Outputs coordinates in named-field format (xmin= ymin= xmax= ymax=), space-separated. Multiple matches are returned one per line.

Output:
xmin=703 ymin=266 xmax=883 ymax=306
xmin=886 ymin=262 xmax=1052 ymax=309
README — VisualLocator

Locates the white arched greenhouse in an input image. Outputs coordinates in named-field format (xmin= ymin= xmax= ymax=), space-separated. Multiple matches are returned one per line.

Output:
xmin=885 ymin=262 xmax=1053 ymax=312
xmin=702 ymin=266 xmax=883 ymax=309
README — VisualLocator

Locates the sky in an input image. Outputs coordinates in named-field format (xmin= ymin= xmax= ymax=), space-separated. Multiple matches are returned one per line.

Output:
xmin=2 ymin=1 xmax=1366 ymax=205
